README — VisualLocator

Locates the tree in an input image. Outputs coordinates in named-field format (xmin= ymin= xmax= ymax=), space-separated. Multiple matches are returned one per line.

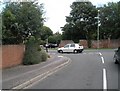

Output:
xmin=0 ymin=13 xmax=2 ymax=44
xmin=41 ymin=26 xmax=53 ymax=40
xmin=48 ymin=32 xmax=62 ymax=44
xmin=99 ymin=2 xmax=120 ymax=39
xmin=2 ymin=2 xmax=48 ymax=65
xmin=62 ymin=1 xmax=98 ymax=47
xmin=2 ymin=2 xmax=44 ymax=44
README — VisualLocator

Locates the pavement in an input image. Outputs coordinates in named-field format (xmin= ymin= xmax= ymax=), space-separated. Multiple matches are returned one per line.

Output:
xmin=2 ymin=54 xmax=70 ymax=90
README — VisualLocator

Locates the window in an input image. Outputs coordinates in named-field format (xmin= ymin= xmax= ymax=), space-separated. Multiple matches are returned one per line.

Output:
xmin=64 ymin=44 xmax=69 ymax=48
xmin=70 ymin=44 xmax=75 ymax=47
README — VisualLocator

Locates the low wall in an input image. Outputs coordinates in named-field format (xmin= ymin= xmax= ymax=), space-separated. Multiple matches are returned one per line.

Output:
xmin=59 ymin=40 xmax=74 ymax=47
xmin=80 ymin=39 xmax=120 ymax=48
xmin=79 ymin=40 xmax=88 ymax=48
xmin=1 ymin=45 xmax=25 ymax=69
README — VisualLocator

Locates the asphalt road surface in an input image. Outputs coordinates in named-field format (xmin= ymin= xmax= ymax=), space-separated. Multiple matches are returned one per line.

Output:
xmin=27 ymin=49 xmax=119 ymax=90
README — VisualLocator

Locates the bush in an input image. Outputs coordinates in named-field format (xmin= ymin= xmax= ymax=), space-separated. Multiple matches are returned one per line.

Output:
xmin=23 ymin=36 xmax=47 ymax=65
xmin=40 ymin=50 xmax=47 ymax=62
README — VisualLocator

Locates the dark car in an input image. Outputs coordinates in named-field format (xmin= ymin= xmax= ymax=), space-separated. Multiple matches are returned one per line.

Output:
xmin=113 ymin=47 xmax=120 ymax=64
xmin=45 ymin=43 xmax=58 ymax=48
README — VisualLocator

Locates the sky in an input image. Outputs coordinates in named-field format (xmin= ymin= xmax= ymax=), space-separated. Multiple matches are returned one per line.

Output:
xmin=39 ymin=0 xmax=120 ymax=33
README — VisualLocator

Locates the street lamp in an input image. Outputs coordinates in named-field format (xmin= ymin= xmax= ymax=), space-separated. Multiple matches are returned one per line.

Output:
xmin=97 ymin=10 xmax=100 ymax=49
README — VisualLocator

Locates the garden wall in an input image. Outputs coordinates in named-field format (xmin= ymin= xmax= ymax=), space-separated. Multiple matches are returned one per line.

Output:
xmin=1 ymin=45 xmax=25 ymax=69
xmin=80 ymin=39 xmax=120 ymax=48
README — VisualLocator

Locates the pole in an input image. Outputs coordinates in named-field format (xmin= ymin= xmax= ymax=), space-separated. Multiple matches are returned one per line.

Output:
xmin=97 ymin=10 xmax=100 ymax=49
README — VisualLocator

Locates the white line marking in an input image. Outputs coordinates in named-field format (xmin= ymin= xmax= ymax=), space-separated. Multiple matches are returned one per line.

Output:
xmin=99 ymin=52 xmax=102 ymax=56
xmin=13 ymin=59 xmax=71 ymax=89
xmin=58 ymin=56 xmax=63 ymax=58
xmin=101 ymin=57 xmax=105 ymax=64
xmin=4 ymin=59 xmax=61 ymax=82
xmin=24 ymin=59 xmax=71 ymax=89
xmin=103 ymin=68 xmax=107 ymax=90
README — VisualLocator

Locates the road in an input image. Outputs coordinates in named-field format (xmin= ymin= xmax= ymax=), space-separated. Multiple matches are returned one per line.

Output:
xmin=27 ymin=49 xmax=119 ymax=90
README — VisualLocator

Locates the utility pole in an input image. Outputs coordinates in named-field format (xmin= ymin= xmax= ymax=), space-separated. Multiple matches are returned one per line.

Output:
xmin=97 ymin=10 xmax=100 ymax=49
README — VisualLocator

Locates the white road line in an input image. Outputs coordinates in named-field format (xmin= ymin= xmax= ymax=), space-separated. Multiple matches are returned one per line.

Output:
xmin=13 ymin=59 xmax=71 ymax=89
xmin=58 ymin=56 xmax=63 ymax=58
xmin=103 ymin=68 xmax=107 ymax=90
xmin=99 ymin=52 xmax=102 ymax=56
xmin=101 ymin=57 xmax=105 ymax=64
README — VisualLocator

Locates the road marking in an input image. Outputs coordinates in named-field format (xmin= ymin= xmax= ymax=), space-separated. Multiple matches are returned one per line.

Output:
xmin=4 ymin=59 xmax=62 ymax=82
xmin=99 ymin=52 xmax=102 ymax=56
xmin=101 ymin=57 xmax=105 ymax=64
xmin=103 ymin=68 xmax=107 ymax=90
xmin=13 ymin=58 xmax=71 ymax=89
xmin=24 ymin=58 xmax=71 ymax=89
xmin=99 ymin=52 xmax=104 ymax=64
xmin=99 ymin=53 xmax=107 ymax=90
xmin=58 ymin=56 xmax=63 ymax=58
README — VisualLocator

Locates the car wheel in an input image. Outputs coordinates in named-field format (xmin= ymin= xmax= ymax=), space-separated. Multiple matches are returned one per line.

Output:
xmin=74 ymin=50 xmax=78 ymax=53
xmin=59 ymin=50 xmax=63 ymax=53
xmin=113 ymin=56 xmax=119 ymax=64
xmin=79 ymin=50 xmax=83 ymax=53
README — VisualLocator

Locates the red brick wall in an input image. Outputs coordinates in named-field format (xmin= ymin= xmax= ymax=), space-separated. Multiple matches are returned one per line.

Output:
xmin=59 ymin=40 xmax=74 ymax=47
xmin=92 ymin=40 xmax=109 ymax=48
xmin=109 ymin=39 xmax=120 ymax=48
xmin=79 ymin=40 xmax=88 ymax=48
xmin=1 ymin=45 xmax=25 ymax=69
xmin=80 ymin=39 xmax=120 ymax=48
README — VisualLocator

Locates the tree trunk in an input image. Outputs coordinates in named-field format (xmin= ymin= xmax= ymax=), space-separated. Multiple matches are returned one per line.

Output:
xmin=86 ymin=32 xmax=92 ymax=48
xmin=87 ymin=38 xmax=92 ymax=48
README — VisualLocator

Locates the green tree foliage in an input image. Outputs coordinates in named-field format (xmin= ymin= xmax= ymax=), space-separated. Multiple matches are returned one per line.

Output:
xmin=62 ymin=1 xmax=98 ymax=47
xmin=0 ymin=13 xmax=2 ymax=44
xmin=48 ymin=32 xmax=62 ymax=44
xmin=2 ymin=2 xmax=48 ymax=65
xmin=2 ymin=2 xmax=44 ymax=44
xmin=99 ymin=2 xmax=120 ymax=39
xmin=41 ymin=26 xmax=53 ymax=40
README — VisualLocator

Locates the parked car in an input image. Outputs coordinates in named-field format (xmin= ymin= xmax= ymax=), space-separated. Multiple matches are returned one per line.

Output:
xmin=113 ymin=47 xmax=120 ymax=64
xmin=45 ymin=43 xmax=58 ymax=48
xmin=57 ymin=43 xmax=84 ymax=53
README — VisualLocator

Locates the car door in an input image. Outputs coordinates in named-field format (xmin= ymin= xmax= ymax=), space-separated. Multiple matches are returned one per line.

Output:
xmin=69 ymin=44 xmax=75 ymax=52
xmin=63 ymin=44 xmax=70 ymax=52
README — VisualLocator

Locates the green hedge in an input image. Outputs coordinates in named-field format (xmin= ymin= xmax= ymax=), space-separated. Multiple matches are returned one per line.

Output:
xmin=23 ymin=36 xmax=47 ymax=65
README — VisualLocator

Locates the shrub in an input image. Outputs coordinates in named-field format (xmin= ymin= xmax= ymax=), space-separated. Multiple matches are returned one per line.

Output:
xmin=23 ymin=36 xmax=47 ymax=65
xmin=40 ymin=50 xmax=47 ymax=62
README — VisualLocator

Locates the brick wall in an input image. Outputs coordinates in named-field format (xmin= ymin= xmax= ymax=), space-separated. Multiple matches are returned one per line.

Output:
xmin=80 ymin=39 xmax=120 ymax=48
xmin=1 ymin=45 xmax=25 ymax=69
xmin=79 ymin=40 xmax=88 ymax=48
xmin=59 ymin=40 xmax=74 ymax=47
xmin=92 ymin=40 xmax=109 ymax=48
xmin=109 ymin=39 xmax=120 ymax=48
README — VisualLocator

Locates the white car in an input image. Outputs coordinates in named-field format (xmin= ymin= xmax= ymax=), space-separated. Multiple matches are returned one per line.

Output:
xmin=58 ymin=43 xmax=84 ymax=53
